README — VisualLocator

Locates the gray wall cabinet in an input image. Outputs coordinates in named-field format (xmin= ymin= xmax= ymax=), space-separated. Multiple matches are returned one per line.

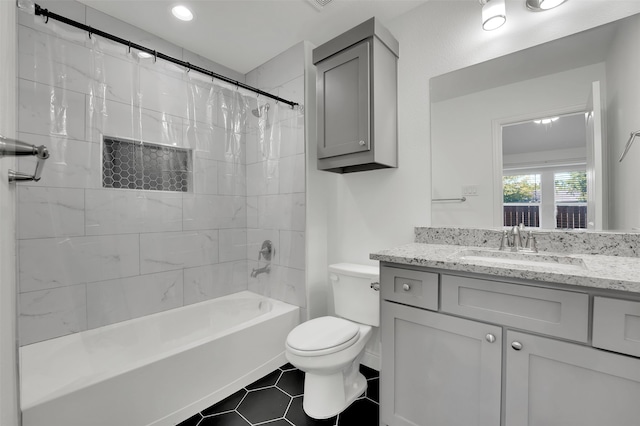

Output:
xmin=379 ymin=263 xmax=640 ymax=426
xmin=313 ymin=18 xmax=398 ymax=173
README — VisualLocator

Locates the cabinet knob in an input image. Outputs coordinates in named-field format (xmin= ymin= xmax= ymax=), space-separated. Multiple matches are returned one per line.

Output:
xmin=402 ymin=283 xmax=411 ymax=291
xmin=485 ymin=333 xmax=496 ymax=343
xmin=511 ymin=341 xmax=523 ymax=351
xmin=359 ymin=140 xmax=366 ymax=146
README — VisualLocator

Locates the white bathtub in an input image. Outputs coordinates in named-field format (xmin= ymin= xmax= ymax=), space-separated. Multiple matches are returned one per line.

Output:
xmin=20 ymin=291 xmax=300 ymax=426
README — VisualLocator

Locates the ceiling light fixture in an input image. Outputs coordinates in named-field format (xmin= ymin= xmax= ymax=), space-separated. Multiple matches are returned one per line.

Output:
xmin=171 ymin=5 xmax=193 ymax=21
xmin=479 ymin=0 xmax=506 ymax=31
xmin=526 ymin=0 xmax=568 ymax=12
xmin=534 ymin=117 xmax=559 ymax=124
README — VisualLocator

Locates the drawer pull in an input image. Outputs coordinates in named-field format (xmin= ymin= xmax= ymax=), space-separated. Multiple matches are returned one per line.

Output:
xmin=511 ymin=341 xmax=523 ymax=351
xmin=402 ymin=283 xmax=411 ymax=291
xmin=485 ymin=333 xmax=496 ymax=343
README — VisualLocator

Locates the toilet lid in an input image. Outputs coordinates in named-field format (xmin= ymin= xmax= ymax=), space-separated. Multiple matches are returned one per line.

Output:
xmin=286 ymin=317 xmax=360 ymax=354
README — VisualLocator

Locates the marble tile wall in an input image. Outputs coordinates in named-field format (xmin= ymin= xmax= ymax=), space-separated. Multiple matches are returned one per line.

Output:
xmin=245 ymin=43 xmax=307 ymax=312
xmin=15 ymin=0 xmax=304 ymax=346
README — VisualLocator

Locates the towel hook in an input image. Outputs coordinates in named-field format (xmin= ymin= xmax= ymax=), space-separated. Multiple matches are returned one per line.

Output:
xmin=619 ymin=130 xmax=640 ymax=162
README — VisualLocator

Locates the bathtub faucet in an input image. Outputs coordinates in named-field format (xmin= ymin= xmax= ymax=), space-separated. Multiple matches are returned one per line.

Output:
xmin=251 ymin=263 xmax=271 ymax=278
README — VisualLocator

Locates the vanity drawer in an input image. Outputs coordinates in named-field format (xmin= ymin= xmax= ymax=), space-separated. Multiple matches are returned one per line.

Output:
xmin=441 ymin=275 xmax=589 ymax=342
xmin=593 ymin=297 xmax=640 ymax=358
xmin=380 ymin=266 xmax=439 ymax=310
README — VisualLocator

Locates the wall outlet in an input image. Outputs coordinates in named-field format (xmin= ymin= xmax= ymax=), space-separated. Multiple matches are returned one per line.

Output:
xmin=462 ymin=185 xmax=479 ymax=196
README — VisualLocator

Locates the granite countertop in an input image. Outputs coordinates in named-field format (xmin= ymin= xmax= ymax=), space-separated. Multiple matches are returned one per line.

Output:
xmin=371 ymin=242 xmax=640 ymax=294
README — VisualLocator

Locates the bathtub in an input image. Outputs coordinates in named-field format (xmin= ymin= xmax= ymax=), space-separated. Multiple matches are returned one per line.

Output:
xmin=20 ymin=291 xmax=300 ymax=426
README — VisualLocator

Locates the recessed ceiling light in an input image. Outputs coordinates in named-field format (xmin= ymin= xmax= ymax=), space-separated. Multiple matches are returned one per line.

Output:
xmin=172 ymin=5 xmax=193 ymax=21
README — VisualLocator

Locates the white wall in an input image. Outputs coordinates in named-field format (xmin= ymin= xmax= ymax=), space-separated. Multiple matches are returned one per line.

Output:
xmin=606 ymin=14 xmax=640 ymax=229
xmin=318 ymin=0 xmax=640 ymax=268
xmin=431 ymin=63 xmax=605 ymax=227
xmin=0 ymin=1 xmax=19 ymax=424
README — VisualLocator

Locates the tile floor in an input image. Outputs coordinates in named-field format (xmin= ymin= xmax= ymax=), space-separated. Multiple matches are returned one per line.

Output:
xmin=178 ymin=363 xmax=379 ymax=426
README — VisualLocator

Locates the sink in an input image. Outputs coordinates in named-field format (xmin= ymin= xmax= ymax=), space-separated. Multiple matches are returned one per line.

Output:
xmin=450 ymin=249 xmax=587 ymax=271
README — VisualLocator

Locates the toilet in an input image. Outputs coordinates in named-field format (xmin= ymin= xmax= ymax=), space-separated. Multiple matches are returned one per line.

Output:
xmin=285 ymin=263 xmax=379 ymax=419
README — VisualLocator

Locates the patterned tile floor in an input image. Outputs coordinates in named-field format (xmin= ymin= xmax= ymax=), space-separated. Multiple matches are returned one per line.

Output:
xmin=178 ymin=363 xmax=379 ymax=426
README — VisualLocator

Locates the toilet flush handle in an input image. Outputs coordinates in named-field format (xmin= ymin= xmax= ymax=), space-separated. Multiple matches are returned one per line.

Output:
xmin=370 ymin=282 xmax=380 ymax=291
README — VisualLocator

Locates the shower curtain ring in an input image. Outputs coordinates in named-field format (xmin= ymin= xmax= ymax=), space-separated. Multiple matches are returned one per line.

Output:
xmin=127 ymin=41 xmax=131 ymax=54
xmin=43 ymin=10 xmax=49 ymax=24
xmin=153 ymin=50 xmax=157 ymax=63
xmin=186 ymin=63 xmax=191 ymax=73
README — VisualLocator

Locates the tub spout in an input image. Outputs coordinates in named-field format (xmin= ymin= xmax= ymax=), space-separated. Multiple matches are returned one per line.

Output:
xmin=251 ymin=263 xmax=271 ymax=278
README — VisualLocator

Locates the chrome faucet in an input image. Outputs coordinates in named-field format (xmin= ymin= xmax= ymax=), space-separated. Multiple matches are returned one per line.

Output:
xmin=251 ymin=240 xmax=275 ymax=278
xmin=499 ymin=223 xmax=537 ymax=253
xmin=251 ymin=263 xmax=271 ymax=278
xmin=511 ymin=224 xmax=524 ymax=252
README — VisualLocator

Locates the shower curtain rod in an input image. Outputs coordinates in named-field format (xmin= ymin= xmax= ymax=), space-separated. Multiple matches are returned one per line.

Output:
xmin=33 ymin=3 xmax=299 ymax=109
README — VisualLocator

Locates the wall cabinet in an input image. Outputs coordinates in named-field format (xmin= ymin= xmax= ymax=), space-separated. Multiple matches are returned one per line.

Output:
xmin=380 ymin=264 xmax=640 ymax=426
xmin=313 ymin=18 xmax=398 ymax=173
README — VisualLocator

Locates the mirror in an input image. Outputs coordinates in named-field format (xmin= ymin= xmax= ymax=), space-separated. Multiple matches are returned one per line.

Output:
xmin=430 ymin=13 xmax=640 ymax=231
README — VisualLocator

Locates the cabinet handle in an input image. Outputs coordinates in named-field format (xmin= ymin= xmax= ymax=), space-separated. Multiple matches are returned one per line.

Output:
xmin=485 ymin=333 xmax=496 ymax=343
xmin=402 ymin=283 xmax=411 ymax=291
xmin=511 ymin=341 xmax=523 ymax=351
xmin=359 ymin=140 xmax=366 ymax=146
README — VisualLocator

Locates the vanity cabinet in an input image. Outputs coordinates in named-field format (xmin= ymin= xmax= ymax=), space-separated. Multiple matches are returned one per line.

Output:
xmin=505 ymin=330 xmax=640 ymax=426
xmin=380 ymin=302 xmax=502 ymax=426
xmin=380 ymin=264 xmax=640 ymax=426
xmin=313 ymin=18 xmax=398 ymax=173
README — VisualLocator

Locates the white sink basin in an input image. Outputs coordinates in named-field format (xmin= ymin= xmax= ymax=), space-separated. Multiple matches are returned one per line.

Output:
xmin=451 ymin=249 xmax=587 ymax=271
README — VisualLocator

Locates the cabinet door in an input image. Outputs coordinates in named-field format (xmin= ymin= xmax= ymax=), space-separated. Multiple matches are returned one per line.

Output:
xmin=381 ymin=302 xmax=502 ymax=426
xmin=505 ymin=330 xmax=640 ymax=426
xmin=316 ymin=40 xmax=370 ymax=159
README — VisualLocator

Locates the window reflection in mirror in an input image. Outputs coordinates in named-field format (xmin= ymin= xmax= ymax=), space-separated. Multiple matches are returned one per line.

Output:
xmin=502 ymin=113 xmax=588 ymax=230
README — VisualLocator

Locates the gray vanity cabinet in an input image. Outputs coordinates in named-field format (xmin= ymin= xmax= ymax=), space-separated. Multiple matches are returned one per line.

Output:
xmin=380 ymin=302 xmax=502 ymax=426
xmin=505 ymin=330 xmax=640 ymax=425
xmin=380 ymin=264 xmax=640 ymax=426
xmin=313 ymin=18 xmax=398 ymax=173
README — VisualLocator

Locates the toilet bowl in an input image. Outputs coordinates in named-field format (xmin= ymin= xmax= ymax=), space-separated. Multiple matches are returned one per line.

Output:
xmin=285 ymin=263 xmax=379 ymax=419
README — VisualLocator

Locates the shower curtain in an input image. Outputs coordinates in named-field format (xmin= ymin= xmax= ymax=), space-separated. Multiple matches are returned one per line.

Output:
xmin=16 ymin=3 xmax=305 ymax=347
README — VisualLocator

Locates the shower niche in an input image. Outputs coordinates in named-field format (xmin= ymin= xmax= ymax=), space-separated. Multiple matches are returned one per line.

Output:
xmin=102 ymin=136 xmax=192 ymax=192
xmin=314 ymin=17 xmax=399 ymax=173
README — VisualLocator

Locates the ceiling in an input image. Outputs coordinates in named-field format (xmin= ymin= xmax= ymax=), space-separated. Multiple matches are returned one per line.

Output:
xmin=77 ymin=0 xmax=428 ymax=74
xmin=503 ymin=113 xmax=587 ymax=156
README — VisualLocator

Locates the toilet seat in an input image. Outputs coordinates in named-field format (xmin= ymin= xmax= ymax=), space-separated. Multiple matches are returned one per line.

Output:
xmin=286 ymin=317 xmax=360 ymax=357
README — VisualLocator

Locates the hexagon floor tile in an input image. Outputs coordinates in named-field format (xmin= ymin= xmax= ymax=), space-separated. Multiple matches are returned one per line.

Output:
xmin=177 ymin=364 xmax=379 ymax=426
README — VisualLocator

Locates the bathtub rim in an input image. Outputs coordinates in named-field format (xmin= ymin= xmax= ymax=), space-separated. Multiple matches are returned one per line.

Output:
xmin=20 ymin=290 xmax=299 ymax=411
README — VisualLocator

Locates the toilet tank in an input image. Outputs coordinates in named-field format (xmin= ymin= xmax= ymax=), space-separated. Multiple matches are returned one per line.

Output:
xmin=329 ymin=263 xmax=380 ymax=327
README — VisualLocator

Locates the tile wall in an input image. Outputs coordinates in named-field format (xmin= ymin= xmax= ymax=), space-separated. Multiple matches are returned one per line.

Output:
xmin=245 ymin=43 xmax=307 ymax=316
xmin=16 ymin=1 xmax=306 ymax=345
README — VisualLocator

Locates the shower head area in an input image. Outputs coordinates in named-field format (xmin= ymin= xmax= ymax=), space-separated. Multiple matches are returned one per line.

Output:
xmin=252 ymin=103 xmax=271 ymax=117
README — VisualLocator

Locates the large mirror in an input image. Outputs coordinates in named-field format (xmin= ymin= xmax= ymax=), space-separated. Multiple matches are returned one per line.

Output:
xmin=430 ymin=13 xmax=640 ymax=231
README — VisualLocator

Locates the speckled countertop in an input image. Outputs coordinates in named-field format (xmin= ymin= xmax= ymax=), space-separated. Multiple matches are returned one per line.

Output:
xmin=371 ymin=228 xmax=640 ymax=294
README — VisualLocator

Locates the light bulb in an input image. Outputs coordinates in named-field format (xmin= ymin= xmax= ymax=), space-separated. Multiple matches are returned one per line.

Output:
xmin=482 ymin=0 xmax=506 ymax=31
xmin=171 ymin=5 xmax=193 ymax=21
xmin=539 ymin=0 xmax=567 ymax=10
